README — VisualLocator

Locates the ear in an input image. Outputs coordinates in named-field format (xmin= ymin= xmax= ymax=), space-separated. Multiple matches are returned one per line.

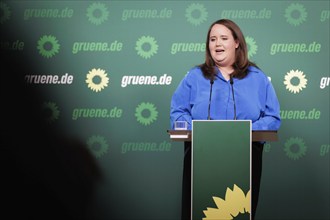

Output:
xmin=235 ymin=41 xmax=239 ymax=49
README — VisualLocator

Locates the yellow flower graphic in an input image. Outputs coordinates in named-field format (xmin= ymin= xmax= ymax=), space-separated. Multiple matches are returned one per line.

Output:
xmin=284 ymin=69 xmax=308 ymax=94
xmin=85 ymin=68 xmax=109 ymax=92
xmin=203 ymin=184 xmax=250 ymax=220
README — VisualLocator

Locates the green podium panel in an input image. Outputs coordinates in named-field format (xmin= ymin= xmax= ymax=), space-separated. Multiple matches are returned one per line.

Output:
xmin=192 ymin=120 xmax=251 ymax=220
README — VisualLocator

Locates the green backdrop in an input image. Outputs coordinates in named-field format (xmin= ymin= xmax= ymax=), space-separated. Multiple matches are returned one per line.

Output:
xmin=1 ymin=1 xmax=329 ymax=220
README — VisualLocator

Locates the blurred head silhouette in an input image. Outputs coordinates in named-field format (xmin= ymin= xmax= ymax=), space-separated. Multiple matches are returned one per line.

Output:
xmin=1 ymin=23 xmax=103 ymax=220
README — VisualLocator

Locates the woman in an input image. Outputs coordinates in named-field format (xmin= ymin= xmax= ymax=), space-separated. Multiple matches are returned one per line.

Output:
xmin=170 ymin=19 xmax=281 ymax=220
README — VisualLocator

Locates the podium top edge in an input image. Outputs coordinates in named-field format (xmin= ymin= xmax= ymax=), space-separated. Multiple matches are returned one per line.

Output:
xmin=167 ymin=129 xmax=278 ymax=133
xmin=167 ymin=130 xmax=278 ymax=142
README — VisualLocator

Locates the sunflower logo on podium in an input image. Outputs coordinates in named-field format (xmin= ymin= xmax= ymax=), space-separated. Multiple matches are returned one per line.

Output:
xmin=203 ymin=184 xmax=250 ymax=220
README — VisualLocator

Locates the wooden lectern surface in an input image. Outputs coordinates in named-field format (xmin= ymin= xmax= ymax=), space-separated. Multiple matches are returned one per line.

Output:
xmin=167 ymin=130 xmax=278 ymax=142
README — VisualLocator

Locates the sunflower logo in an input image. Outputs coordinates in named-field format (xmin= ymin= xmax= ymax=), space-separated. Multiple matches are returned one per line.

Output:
xmin=264 ymin=142 xmax=272 ymax=153
xmin=42 ymin=101 xmax=60 ymax=124
xmin=245 ymin=36 xmax=258 ymax=59
xmin=284 ymin=137 xmax=307 ymax=160
xmin=85 ymin=68 xmax=109 ymax=92
xmin=86 ymin=135 xmax=109 ymax=158
xmin=185 ymin=3 xmax=208 ymax=26
xmin=284 ymin=69 xmax=308 ymax=94
xmin=86 ymin=2 xmax=109 ymax=25
xmin=135 ymin=102 xmax=158 ymax=126
xmin=203 ymin=184 xmax=250 ymax=219
xmin=135 ymin=36 xmax=158 ymax=59
xmin=284 ymin=3 xmax=307 ymax=26
xmin=37 ymin=35 xmax=60 ymax=58
xmin=0 ymin=2 xmax=11 ymax=24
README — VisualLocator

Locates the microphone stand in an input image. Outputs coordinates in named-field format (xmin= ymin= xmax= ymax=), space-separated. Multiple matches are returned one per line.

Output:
xmin=230 ymin=75 xmax=237 ymax=120
xmin=207 ymin=78 xmax=214 ymax=120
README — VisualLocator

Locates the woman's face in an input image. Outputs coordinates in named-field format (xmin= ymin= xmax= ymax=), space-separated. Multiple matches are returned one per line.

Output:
xmin=209 ymin=24 xmax=239 ymax=67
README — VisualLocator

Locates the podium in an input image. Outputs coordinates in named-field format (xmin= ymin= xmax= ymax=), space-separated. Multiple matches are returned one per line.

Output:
xmin=167 ymin=120 xmax=278 ymax=220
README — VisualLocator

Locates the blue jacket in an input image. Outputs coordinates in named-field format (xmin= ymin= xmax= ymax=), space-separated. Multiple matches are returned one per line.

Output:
xmin=170 ymin=66 xmax=281 ymax=130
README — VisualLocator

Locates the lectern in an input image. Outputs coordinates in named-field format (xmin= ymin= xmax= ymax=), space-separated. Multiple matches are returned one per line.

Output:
xmin=167 ymin=120 xmax=278 ymax=220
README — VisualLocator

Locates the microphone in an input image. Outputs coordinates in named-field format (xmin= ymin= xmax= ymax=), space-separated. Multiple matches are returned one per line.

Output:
xmin=230 ymin=75 xmax=237 ymax=120
xmin=207 ymin=77 xmax=214 ymax=120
